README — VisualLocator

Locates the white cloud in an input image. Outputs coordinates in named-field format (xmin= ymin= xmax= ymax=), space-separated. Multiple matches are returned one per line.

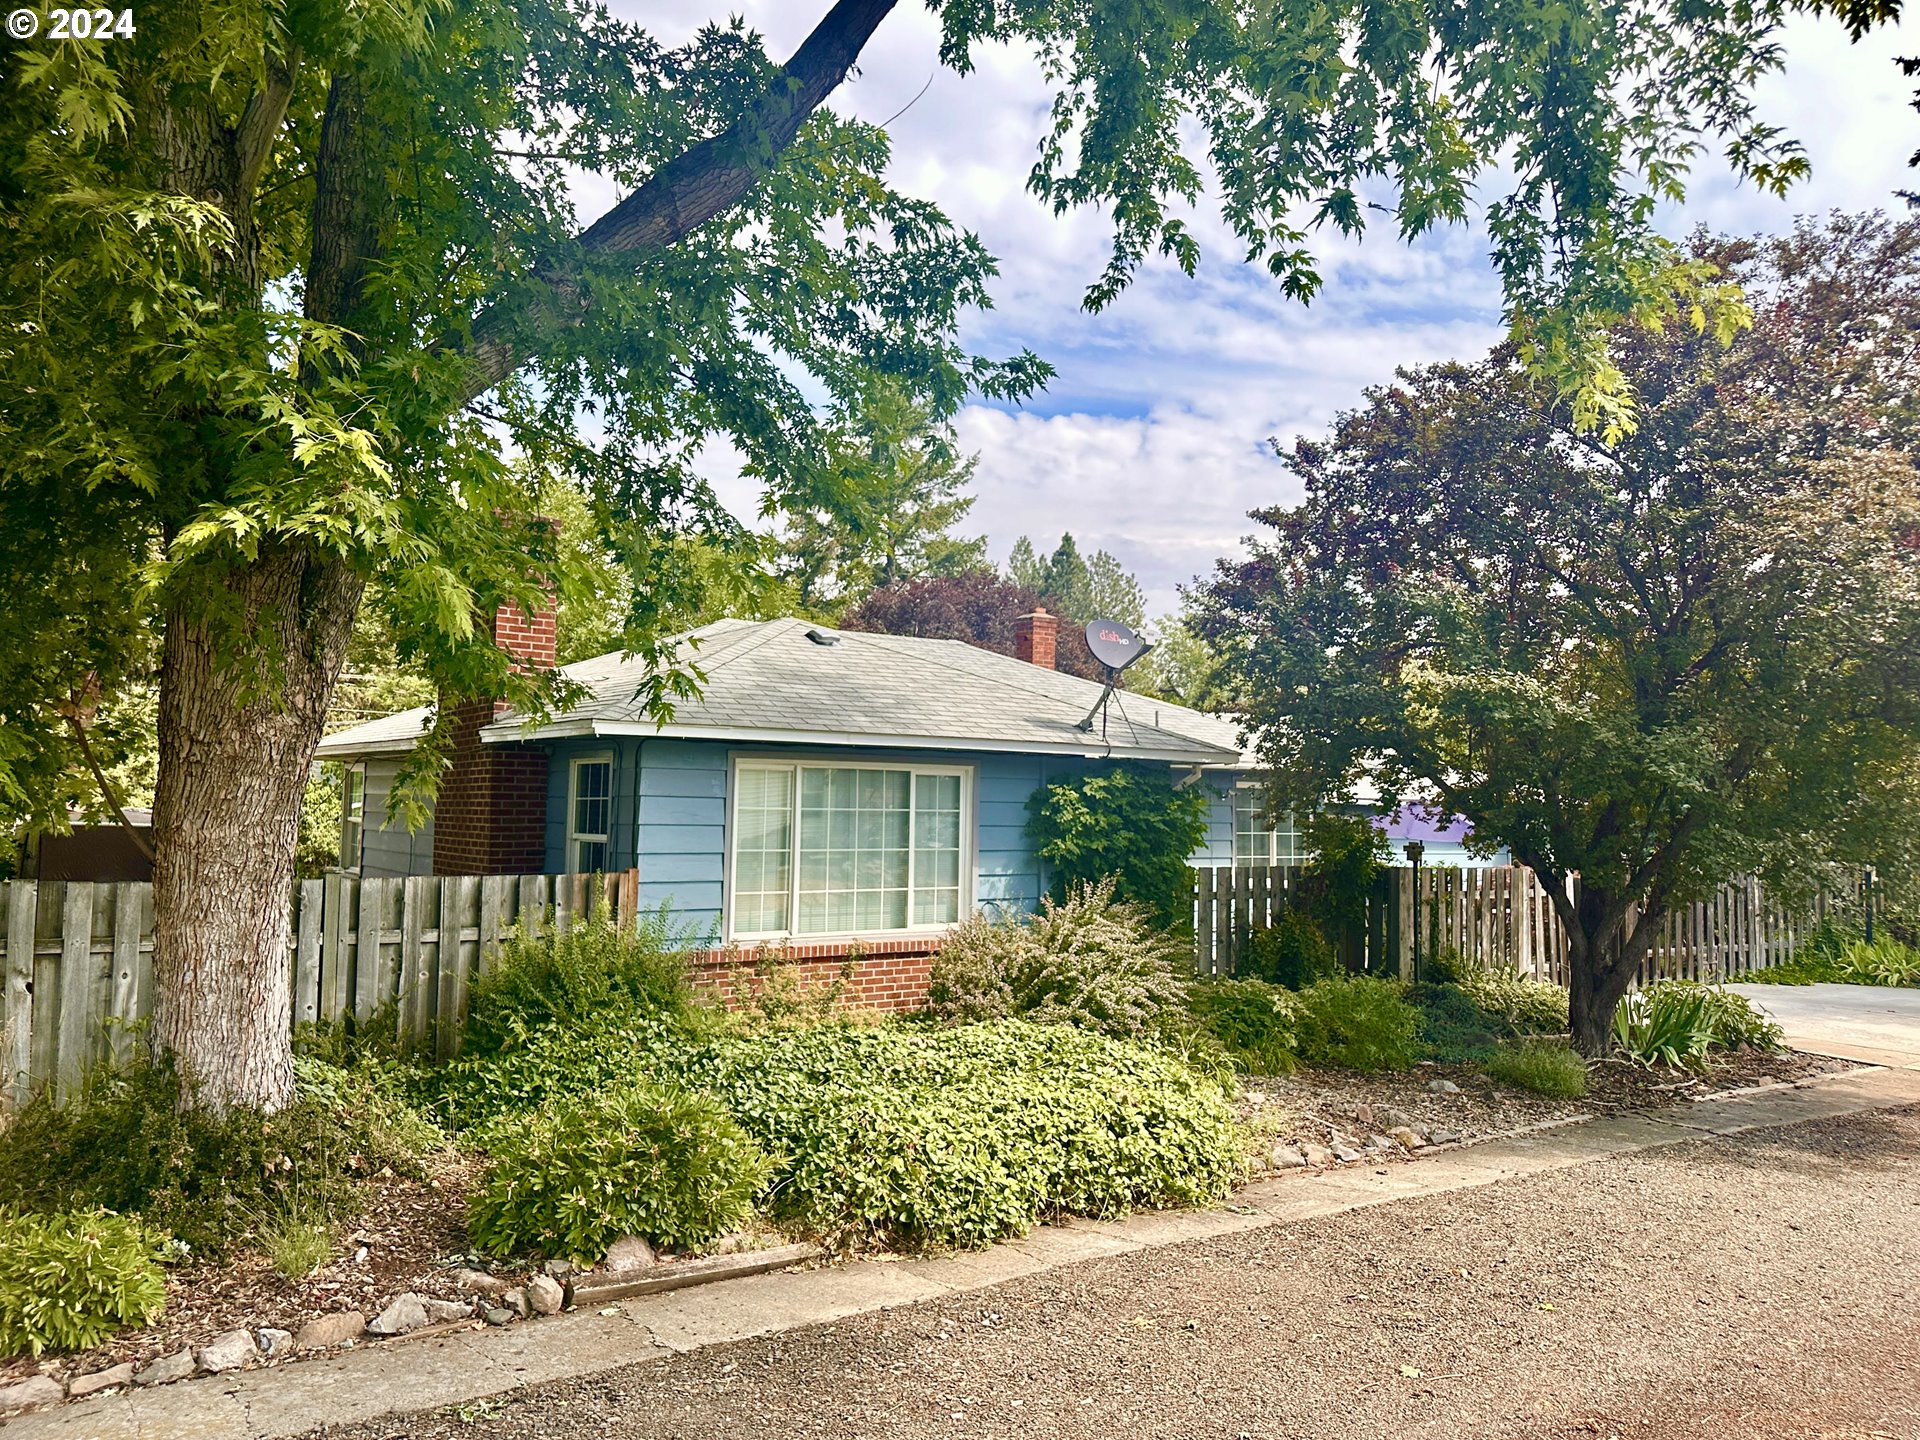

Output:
xmin=633 ymin=3 xmax=1920 ymax=615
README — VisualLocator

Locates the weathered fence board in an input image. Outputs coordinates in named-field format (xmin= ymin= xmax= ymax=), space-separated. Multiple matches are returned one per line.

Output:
xmin=0 ymin=869 xmax=642 ymax=1108
xmin=1191 ymin=863 xmax=1863 ymax=984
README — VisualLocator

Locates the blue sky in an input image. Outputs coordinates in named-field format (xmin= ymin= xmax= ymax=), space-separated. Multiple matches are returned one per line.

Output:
xmin=640 ymin=3 xmax=1920 ymax=615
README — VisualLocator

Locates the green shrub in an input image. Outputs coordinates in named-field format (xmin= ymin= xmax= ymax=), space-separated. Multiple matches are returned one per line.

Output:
xmin=1405 ymin=981 xmax=1511 ymax=1063
xmin=1646 ymin=981 xmax=1784 ymax=1052
xmin=0 ymin=1054 xmax=442 ymax=1259
xmin=1185 ymin=979 xmax=1301 ymax=1074
xmin=438 ymin=1017 xmax=1241 ymax=1251
xmin=468 ymin=1082 xmax=768 ymax=1263
xmin=0 ymin=1209 xmax=167 ymax=1356
xmin=1238 ymin=910 xmax=1339 ymax=990
xmin=1293 ymin=976 xmax=1422 ymax=1072
xmin=1484 ymin=1038 xmax=1588 ymax=1098
xmin=1025 ymin=765 xmax=1210 ymax=929
xmin=1454 ymin=966 xmax=1570 ymax=1033
xmin=1298 ymin=812 xmax=1391 ymax=931
xmin=925 ymin=879 xmax=1190 ymax=1041
xmin=259 ymin=1210 xmax=332 ymax=1282
xmin=464 ymin=910 xmax=699 ymax=1057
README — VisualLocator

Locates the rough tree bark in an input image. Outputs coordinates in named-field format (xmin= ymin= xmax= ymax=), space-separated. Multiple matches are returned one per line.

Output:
xmin=145 ymin=1 xmax=898 ymax=1111
xmin=1542 ymin=873 xmax=1666 ymax=1056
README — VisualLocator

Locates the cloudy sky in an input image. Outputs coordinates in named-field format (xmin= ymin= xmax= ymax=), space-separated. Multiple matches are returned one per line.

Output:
xmin=639 ymin=3 xmax=1920 ymax=616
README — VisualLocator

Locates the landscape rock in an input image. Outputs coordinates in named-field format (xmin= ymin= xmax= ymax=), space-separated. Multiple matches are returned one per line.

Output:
xmin=0 ymin=1375 xmax=65 ymax=1415
xmin=481 ymin=1305 xmax=513 ymax=1327
xmin=1389 ymin=1126 xmax=1426 ymax=1150
xmin=424 ymin=1298 xmax=474 ymax=1325
xmin=1429 ymin=1128 xmax=1462 ymax=1145
xmin=1268 ymin=1145 xmax=1308 ymax=1169
xmin=257 ymin=1327 xmax=294 ymax=1359
xmin=135 ymin=1349 xmax=196 ymax=1386
xmin=1380 ymin=1107 xmax=1417 ymax=1130
xmin=543 ymin=1258 xmax=577 ymax=1281
xmin=527 ymin=1273 xmax=566 ymax=1316
xmin=1353 ymin=1103 xmax=1376 ymax=1126
xmin=448 ymin=1266 xmax=510 ymax=1298
xmin=197 ymin=1328 xmax=259 ymax=1373
xmin=1427 ymin=1079 xmax=1462 ymax=1094
xmin=603 ymin=1235 xmax=657 ymax=1274
xmin=369 ymin=1293 xmax=431 ymax=1337
xmin=1365 ymin=1133 xmax=1397 ymax=1152
xmin=1330 ymin=1144 xmax=1365 ymax=1163
xmin=294 ymin=1310 xmax=368 ymax=1351
xmin=1301 ymin=1143 xmax=1336 ymax=1166
xmin=69 ymin=1363 xmax=135 ymax=1398
xmin=502 ymin=1287 xmax=530 ymax=1318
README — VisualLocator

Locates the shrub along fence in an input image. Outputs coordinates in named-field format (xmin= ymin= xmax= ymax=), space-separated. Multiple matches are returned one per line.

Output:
xmin=1191 ymin=863 xmax=1856 ymax=984
xmin=0 ymin=871 xmax=639 ymax=1108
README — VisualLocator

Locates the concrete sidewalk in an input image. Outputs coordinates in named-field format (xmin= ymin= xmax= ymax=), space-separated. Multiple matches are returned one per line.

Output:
xmin=1727 ymin=981 xmax=1920 ymax=1068
xmin=11 ymin=1061 xmax=1920 ymax=1440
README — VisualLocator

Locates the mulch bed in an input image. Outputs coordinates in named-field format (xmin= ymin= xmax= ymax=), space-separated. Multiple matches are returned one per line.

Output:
xmin=0 ymin=1048 xmax=1859 ymax=1393
xmin=1242 ymin=1048 xmax=1853 ymax=1164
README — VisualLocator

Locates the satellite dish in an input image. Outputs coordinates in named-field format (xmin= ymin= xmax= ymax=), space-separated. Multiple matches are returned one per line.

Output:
xmin=1085 ymin=618 xmax=1148 ymax=672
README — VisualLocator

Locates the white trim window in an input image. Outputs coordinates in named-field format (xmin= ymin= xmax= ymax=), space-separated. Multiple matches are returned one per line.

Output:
xmin=339 ymin=763 xmax=366 ymax=872
xmin=1233 ymin=787 xmax=1305 ymax=865
xmin=568 ymin=755 xmax=614 ymax=873
xmin=730 ymin=760 xmax=970 ymax=939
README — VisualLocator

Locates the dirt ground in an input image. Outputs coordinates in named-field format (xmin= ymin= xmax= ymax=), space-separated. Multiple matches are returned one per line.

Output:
xmin=306 ymin=1104 xmax=1920 ymax=1440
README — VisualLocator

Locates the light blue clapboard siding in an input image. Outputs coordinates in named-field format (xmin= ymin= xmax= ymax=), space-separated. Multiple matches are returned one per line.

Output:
xmin=1192 ymin=776 xmax=1239 ymax=868
xmin=358 ymin=757 xmax=435 ymax=877
xmin=542 ymin=738 xmax=641 ymax=874
xmin=633 ymin=740 xmax=729 ymax=935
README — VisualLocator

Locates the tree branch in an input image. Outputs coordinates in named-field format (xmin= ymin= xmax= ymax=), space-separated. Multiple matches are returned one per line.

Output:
xmin=235 ymin=46 xmax=301 ymax=198
xmin=452 ymin=0 xmax=900 ymax=406
xmin=65 ymin=715 xmax=156 ymax=865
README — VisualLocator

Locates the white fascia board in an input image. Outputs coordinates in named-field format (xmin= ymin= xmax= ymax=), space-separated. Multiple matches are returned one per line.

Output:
xmin=480 ymin=716 xmax=1237 ymax=764
xmin=313 ymin=736 xmax=422 ymax=759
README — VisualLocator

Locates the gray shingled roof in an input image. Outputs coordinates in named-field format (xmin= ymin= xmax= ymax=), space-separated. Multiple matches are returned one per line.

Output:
xmin=316 ymin=618 xmax=1248 ymax=764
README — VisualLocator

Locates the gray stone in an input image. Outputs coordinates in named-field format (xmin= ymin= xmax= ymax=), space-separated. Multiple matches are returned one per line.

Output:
xmin=423 ymin=1298 xmax=473 ymax=1324
xmin=1428 ymin=1128 xmax=1463 ymax=1145
xmin=1389 ymin=1126 xmax=1426 ymax=1150
xmin=293 ymin=1310 xmax=367 ymax=1351
xmin=1331 ymin=1144 xmax=1365 ymax=1163
xmin=1267 ymin=1145 xmax=1308 ymax=1169
xmin=543 ymin=1258 xmax=577 ymax=1281
xmin=0 ymin=1375 xmax=65 ymax=1415
xmin=527 ymin=1273 xmax=566 ymax=1316
xmin=1365 ymin=1133 xmax=1397 ymax=1152
xmin=197 ymin=1328 xmax=259 ymax=1373
xmin=603 ymin=1235 xmax=657 ymax=1274
xmin=481 ymin=1305 xmax=513 ymax=1326
xmin=502 ymin=1287 xmax=530 ymax=1318
xmin=69 ymin=1362 xmax=135 ymax=1398
xmin=135 ymin=1348 xmax=196 ymax=1386
xmin=1427 ymin=1079 xmax=1462 ymax=1094
xmin=448 ymin=1266 xmax=509 ymax=1298
xmin=369 ymin=1292 xmax=431 ymax=1336
xmin=1380 ymin=1107 xmax=1418 ymax=1130
xmin=257 ymin=1327 xmax=294 ymax=1359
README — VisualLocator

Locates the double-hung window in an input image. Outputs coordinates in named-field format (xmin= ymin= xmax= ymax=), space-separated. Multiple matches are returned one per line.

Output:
xmin=568 ymin=756 xmax=614 ymax=873
xmin=338 ymin=764 xmax=366 ymax=872
xmin=731 ymin=761 xmax=969 ymax=938
xmin=1232 ymin=788 xmax=1305 ymax=865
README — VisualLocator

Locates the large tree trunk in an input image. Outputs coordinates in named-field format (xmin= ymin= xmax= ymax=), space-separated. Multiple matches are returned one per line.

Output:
xmin=1561 ymin=879 xmax=1660 ymax=1057
xmin=150 ymin=547 xmax=362 ymax=1113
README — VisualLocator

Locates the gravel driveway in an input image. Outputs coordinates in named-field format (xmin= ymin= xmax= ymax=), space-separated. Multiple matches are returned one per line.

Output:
xmin=310 ymin=1106 xmax=1919 ymax=1440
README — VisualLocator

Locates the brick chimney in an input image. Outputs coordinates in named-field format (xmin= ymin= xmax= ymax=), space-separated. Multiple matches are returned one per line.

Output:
xmin=1014 ymin=607 xmax=1058 ymax=670
xmin=432 ymin=596 xmax=557 ymax=876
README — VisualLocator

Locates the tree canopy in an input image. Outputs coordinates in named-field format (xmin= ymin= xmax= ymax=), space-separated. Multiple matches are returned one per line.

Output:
xmin=1198 ymin=214 xmax=1920 ymax=1051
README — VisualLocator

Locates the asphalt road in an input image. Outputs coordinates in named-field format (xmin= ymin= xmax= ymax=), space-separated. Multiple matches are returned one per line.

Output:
xmin=313 ymin=1104 xmax=1920 ymax=1440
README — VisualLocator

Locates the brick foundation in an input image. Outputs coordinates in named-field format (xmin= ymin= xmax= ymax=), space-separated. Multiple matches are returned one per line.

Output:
xmin=688 ymin=936 xmax=942 ymax=1014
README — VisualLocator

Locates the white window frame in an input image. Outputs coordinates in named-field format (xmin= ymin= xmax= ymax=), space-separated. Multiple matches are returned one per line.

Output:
xmin=339 ymin=763 xmax=366 ymax=873
xmin=726 ymin=755 xmax=975 ymax=942
xmin=567 ymin=753 xmax=615 ymax=875
xmin=1233 ymin=785 xmax=1306 ymax=866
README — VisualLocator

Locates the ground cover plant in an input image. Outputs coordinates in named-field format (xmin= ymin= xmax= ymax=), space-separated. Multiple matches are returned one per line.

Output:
xmin=0 ymin=1209 xmax=168 ymax=1357
xmin=925 ymin=879 xmax=1190 ymax=1041
xmin=468 ymin=1082 xmax=769 ymax=1263
xmin=1185 ymin=979 xmax=1303 ymax=1075
xmin=1484 ymin=1039 xmax=1589 ymax=1098
xmin=1292 ymin=977 xmax=1424 ymax=1073
xmin=1611 ymin=983 xmax=1782 ymax=1070
xmin=435 ymin=1011 xmax=1241 ymax=1252
xmin=1748 ymin=922 xmax=1920 ymax=987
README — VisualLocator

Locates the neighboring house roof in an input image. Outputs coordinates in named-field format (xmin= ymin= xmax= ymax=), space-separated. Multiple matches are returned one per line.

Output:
xmin=316 ymin=618 xmax=1247 ymax=765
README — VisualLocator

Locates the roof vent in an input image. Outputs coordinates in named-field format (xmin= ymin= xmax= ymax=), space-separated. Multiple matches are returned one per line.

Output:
xmin=805 ymin=627 xmax=841 ymax=647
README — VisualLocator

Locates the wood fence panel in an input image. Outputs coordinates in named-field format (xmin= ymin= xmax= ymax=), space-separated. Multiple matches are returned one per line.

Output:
xmin=4 ymin=881 xmax=38 ymax=1105
xmin=294 ymin=879 xmax=324 ymax=1027
xmin=108 ymin=882 xmax=146 ymax=1067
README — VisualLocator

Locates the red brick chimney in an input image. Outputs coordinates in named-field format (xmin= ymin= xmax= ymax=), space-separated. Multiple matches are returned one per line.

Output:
xmin=1014 ymin=607 xmax=1058 ymax=670
xmin=432 ymin=595 xmax=557 ymax=876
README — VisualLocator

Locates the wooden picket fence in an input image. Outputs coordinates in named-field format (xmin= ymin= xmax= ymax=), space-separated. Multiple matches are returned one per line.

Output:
xmin=0 ymin=870 xmax=641 ymax=1108
xmin=1191 ymin=863 xmax=1842 ymax=984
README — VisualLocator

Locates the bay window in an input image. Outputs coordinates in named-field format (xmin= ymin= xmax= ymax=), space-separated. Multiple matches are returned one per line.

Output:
xmin=730 ymin=760 xmax=969 ymax=938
